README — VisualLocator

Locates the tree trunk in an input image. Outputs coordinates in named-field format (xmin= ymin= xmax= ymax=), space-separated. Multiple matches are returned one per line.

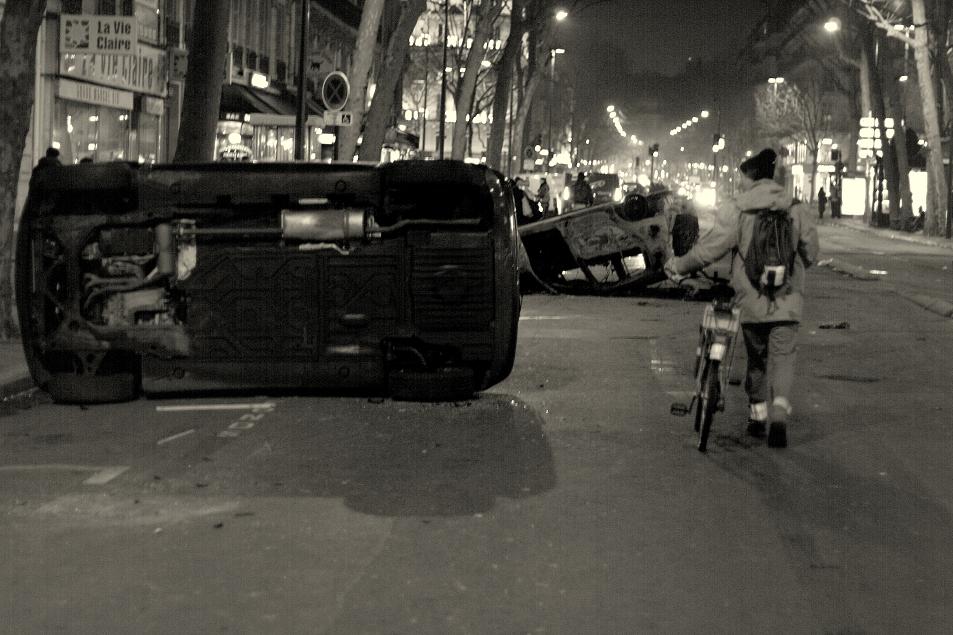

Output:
xmin=358 ymin=0 xmax=426 ymax=162
xmin=911 ymin=0 xmax=948 ymax=236
xmin=511 ymin=69 xmax=544 ymax=174
xmin=863 ymin=24 xmax=896 ymax=226
xmin=338 ymin=0 xmax=385 ymax=162
xmin=885 ymin=74 xmax=913 ymax=227
xmin=486 ymin=3 xmax=522 ymax=170
xmin=450 ymin=1 xmax=503 ymax=160
xmin=173 ymin=0 xmax=230 ymax=162
xmin=859 ymin=34 xmax=874 ymax=222
xmin=0 ymin=0 xmax=47 ymax=340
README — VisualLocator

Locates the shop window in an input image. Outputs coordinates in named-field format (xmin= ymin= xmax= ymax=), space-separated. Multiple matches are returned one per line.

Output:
xmin=135 ymin=0 xmax=160 ymax=43
xmin=247 ymin=50 xmax=258 ymax=71
xmin=98 ymin=0 xmax=117 ymax=14
xmin=232 ymin=46 xmax=244 ymax=71
xmin=62 ymin=0 xmax=83 ymax=13
xmin=260 ymin=55 xmax=270 ymax=75
xmin=51 ymin=100 xmax=131 ymax=164
xmin=276 ymin=60 xmax=287 ymax=83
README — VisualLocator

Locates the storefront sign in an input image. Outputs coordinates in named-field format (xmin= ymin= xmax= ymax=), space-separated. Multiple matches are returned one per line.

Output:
xmin=61 ymin=15 xmax=137 ymax=55
xmin=61 ymin=42 xmax=168 ymax=97
xmin=57 ymin=78 xmax=134 ymax=110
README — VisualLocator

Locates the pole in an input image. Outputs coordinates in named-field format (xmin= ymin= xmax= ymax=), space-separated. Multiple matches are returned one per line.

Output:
xmin=422 ymin=39 xmax=429 ymax=157
xmin=547 ymin=50 xmax=554 ymax=171
xmin=437 ymin=0 xmax=449 ymax=159
xmin=713 ymin=149 xmax=718 ymax=207
xmin=294 ymin=0 xmax=310 ymax=161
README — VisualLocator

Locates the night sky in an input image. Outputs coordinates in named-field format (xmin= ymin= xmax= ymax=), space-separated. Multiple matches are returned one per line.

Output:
xmin=562 ymin=0 xmax=766 ymax=76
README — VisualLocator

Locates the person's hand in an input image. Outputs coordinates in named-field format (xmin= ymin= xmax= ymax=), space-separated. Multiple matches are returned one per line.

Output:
xmin=664 ymin=259 xmax=686 ymax=284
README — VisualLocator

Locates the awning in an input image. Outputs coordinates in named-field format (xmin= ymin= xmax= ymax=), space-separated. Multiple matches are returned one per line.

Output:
xmin=220 ymin=84 xmax=322 ymax=126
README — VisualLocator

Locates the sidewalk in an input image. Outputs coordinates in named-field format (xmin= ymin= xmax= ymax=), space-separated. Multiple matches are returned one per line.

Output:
xmin=0 ymin=339 xmax=32 ymax=399
xmin=823 ymin=216 xmax=953 ymax=251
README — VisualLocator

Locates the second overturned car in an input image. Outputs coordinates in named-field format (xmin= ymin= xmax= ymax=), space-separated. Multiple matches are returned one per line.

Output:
xmin=518 ymin=188 xmax=699 ymax=294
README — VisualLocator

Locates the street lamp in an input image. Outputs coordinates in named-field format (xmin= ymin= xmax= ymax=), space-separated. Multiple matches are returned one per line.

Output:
xmin=823 ymin=17 xmax=841 ymax=33
xmin=555 ymin=8 xmax=569 ymax=21
xmin=547 ymin=47 xmax=566 ymax=169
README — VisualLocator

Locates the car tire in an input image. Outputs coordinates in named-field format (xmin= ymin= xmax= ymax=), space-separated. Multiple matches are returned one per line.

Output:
xmin=672 ymin=213 xmax=700 ymax=257
xmin=46 ymin=372 xmax=138 ymax=404
xmin=388 ymin=367 xmax=477 ymax=402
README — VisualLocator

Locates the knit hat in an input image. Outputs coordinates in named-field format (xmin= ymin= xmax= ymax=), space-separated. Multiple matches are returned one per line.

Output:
xmin=739 ymin=148 xmax=777 ymax=181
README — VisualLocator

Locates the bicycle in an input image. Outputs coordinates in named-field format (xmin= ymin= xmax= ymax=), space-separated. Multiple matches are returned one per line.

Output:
xmin=669 ymin=275 xmax=741 ymax=452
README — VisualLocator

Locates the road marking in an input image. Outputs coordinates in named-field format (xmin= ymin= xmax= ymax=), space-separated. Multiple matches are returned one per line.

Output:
xmin=156 ymin=428 xmax=196 ymax=446
xmin=155 ymin=402 xmax=276 ymax=413
xmin=0 ymin=464 xmax=129 ymax=485
xmin=519 ymin=315 xmax=580 ymax=320
xmin=83 ymin=466 xmax=130 ymax=485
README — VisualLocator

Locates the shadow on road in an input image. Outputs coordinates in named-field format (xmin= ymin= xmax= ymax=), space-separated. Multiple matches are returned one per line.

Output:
xmin=130 ymin=394 xmax=560 ymax=518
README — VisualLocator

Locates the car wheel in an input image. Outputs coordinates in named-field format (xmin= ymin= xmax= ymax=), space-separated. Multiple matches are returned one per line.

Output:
xmin=672 ymin=213 xmax=700 ymax=257
xmin=388 ymin=367 xmax=477 ymax=402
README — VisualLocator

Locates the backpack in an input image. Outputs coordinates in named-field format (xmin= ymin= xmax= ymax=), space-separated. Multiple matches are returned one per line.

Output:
xmin=743 ymin=207 xmax=797 ymax=298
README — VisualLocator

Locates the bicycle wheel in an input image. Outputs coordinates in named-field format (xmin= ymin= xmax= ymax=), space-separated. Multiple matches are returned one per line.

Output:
xmin=696 ymin=359 xmax=720 ymax=452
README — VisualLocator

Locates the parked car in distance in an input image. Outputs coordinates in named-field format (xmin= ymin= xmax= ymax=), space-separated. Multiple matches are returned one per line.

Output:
xmin=588 ymin=173 xmax=623 ymax=206
xmin=17 ymin=160 xmax=520 ymax=403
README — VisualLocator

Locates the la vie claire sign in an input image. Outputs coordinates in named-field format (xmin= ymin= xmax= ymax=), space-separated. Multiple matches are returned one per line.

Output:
xmin=61 ymin=15 xmax=138 ymax=55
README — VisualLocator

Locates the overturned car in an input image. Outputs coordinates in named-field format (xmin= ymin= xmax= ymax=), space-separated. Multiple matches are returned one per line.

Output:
xmin=518 ymin=188 xmax=699 ymax=294
xmin=16 ymin=161 xmax=520 ymax=403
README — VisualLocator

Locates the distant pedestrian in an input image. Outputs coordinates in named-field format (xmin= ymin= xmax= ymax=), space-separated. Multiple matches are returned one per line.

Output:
xmin=664 ymin=148 xmax=819 ymax=448
xmin=30 ymin=147 xmax=61 ymax=187
xmin=817 ymin=187 xmax=827 ymax=219
xmin=537 ymin=178 xmax=551 ymax=217
xmin=572 ymin=172 xmax=594 ymax=209
xmin=830 ymin=189 xmax=842 ymax=218
xmin=513 ymin=178 xmax=539 ymax=226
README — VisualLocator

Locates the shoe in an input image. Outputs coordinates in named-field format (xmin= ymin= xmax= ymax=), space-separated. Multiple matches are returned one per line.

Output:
xmin=767 ymin=421 xmax=787 ymax=448
xmin=746 ymin=419 xmax=766 ymax=437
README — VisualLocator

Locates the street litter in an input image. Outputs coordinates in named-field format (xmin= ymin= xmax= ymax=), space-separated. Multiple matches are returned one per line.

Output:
xmin=819 ymin=321 xmax=850 ymax=329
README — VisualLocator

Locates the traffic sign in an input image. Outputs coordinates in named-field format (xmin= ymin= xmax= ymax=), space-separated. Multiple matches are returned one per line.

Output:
xmin=319 ymin=71 xmax=350 ymax=112
xmin=325 ymin=110 xmax=353 ymax=127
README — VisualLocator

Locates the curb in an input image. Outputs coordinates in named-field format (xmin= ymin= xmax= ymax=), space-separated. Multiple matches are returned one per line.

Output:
xmin=894 ymin=291 xmax=953 ymax=319
xmin=824 ymin=220 xmax=953 ymax=251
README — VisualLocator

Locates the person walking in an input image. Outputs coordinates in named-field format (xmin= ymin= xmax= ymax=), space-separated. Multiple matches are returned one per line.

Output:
xmin=817 ymin=187 xmax=827 ymax=219
xmin=572 ymin=172 xmax=594 ymax=209
xmin=537 ymin=178 xmax=551 ymax=218
xmin=664 ymin=148 xmax=819 ymax=448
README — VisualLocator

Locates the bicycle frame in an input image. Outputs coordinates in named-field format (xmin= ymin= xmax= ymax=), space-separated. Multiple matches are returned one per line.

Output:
xmin=688 ymin=296 xmax=740 ymax=415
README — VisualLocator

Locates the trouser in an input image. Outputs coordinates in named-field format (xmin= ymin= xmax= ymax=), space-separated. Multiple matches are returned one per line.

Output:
xmin=742 ymin=321 xmax=799 ymax=413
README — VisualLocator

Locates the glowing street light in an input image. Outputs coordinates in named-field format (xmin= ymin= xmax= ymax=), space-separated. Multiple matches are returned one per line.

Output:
xmin=607 ymin=104 xmax=615 ymax=113
xmin=700 ymin=110 xmax=710 ymax=118
xmin=555 ymin=8 xmax=569 ymax=21
xmin=823 ymin=17 xmax=841 ymax=33
xmin=692 ymin=116 xmax=699 ymax=123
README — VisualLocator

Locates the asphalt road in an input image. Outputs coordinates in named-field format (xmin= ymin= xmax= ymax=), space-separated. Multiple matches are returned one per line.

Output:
xmin=1 ymin=225 xmax=952 ymax=634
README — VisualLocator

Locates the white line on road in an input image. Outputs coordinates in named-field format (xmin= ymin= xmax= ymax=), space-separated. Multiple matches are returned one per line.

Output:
xmin=156 ymin=428 xmax=196 ymax=445
xmin=155 ymin=402 xmax=276 ymax=413
xmin=0 ymin=464 xmax=130 ymax=485
xmin=83 ymin=466 xmax=130 ymax=485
